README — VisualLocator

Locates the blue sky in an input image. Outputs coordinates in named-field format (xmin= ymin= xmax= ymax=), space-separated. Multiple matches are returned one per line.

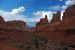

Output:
xmin=0 ymin=0 xmax=75 ymax=27
xmin=0 ymin=0 xmax=65 ymax=16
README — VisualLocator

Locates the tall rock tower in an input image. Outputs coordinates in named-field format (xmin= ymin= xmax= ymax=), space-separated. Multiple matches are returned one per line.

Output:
xmin=50 ymin=11 xmax=61 ymax=24
xmin=36 ymin=15 xmax=49 ymax=27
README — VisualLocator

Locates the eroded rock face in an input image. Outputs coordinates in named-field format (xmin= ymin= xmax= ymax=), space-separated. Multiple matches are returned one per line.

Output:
xmin=63 ymin=5 xmax=75 ymax=20
xmin=60 ymin=5 xmax=75 ymax=28
xmin=6 ymin=20 xmax=26 ymax=29
xmin=0 ymin=16 xmax=27 ymax=29
xmin=35 ymin=12 xmax=61 ymax=31
xmin=36 ymin=15 xmax=49 ymax=27
xmin=0 ymin=16 xmax=6 ymax=28
xmin=50 ymin=11 xmax=61 ymax=24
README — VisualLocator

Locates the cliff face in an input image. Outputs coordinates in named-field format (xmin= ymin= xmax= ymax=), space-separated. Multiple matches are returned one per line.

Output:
xmin=7 ymin=20 xmax=26 ymax=29
xmin=63 ymin=5 xmax=75 ymax=20
xmin=50 ymin=11 xmax=61 ymax=24
xmin=0 ymin=16 xmax=6 ymax=28
xmin=0 ymin=16 xmax=26 ymax=30
xmin=35 ymin=11 xmax=61 ymax=31
xmin=60 ymin=5 xmax=75 ymax=28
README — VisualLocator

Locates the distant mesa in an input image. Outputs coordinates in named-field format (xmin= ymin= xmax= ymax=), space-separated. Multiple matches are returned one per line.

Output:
xmin=7 ymin=20 xmax=26 ymax=29
xmin=0 ymin=16 xmax=26 ymax=30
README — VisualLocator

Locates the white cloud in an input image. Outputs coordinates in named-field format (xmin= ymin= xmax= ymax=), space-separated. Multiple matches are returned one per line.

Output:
xmin=11 ymin=6 xmax=25 ymax=15
xmin=0 ymin=6 xmax=27 ymax=22
xmin=61 ymin=6 xmax=68 ymax=10
xmin=0 ymin=6 xmax=51 ymax=23
xmin=33 ymin=11 xmax=57 ymax=22
xmin=49 ymin=5 xmax=68 ymax=11
xmin=65 ymin=0 xmax=75 ymax=6
xmin=0 ymin=10 xmax=38 ymax=23
xmin=0 ymin=6 xmax=38 ymax=23
xmin=48 ymin=0 xmax=75 ymax=11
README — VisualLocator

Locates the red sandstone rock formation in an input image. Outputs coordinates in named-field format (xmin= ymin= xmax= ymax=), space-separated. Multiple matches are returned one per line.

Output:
xmin=0 ymin=16 xmax=6 ymax=28
xmin=36 ymin=5 xmax=75 ymax=31
xmin=0 ymin=16 xmax=28 ymax=30
xmin=33 ymin=5 xmax=75 ymax=46
xmin=36 ymin=15 xmax=49 ymax=27
xmin=60 ymin=5 xmax=75 ymax=28
xmin=63 ymin=5 xmax=75 ymax=20
xmin=35 ymin=12 xmax=61 ymax=31
xmin=50 ymin=11 xmax=61 ymax=24
xmin=6 ymin=20 xmax=26 ymax=29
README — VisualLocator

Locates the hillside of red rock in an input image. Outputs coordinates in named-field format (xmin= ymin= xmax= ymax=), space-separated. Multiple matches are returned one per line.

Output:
xmin=33 ymin=5 xmax=75 ymax=50
xmin=0 ymin=16 xmax=6 ymax=28
xmin=35 ymin=5 xmax=75 ymax=31
xmin=60 ymin=5 xmax=75 ymax=28
xmin=35 ymin=11 xmax=61 ymax=31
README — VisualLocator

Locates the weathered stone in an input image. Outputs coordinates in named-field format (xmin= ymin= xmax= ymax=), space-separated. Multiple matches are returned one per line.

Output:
xmin=0 ymin=16 xmax=6 ymax=28
xmin=61 ymin=5 xmax=75 ymax=28
xmin=6 ymin=20 xmax=26 ymax=29
xmin=50 ymin=11 xmax=61 ymax=24
xmin=63 ymin=5 xmax=75 ymax=20
xmin=36 ymin=15 xmax=49 ymax=27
